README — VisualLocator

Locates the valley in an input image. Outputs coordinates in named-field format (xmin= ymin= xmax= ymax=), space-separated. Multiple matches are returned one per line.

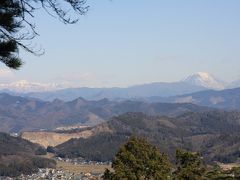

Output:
xmin=1 ymin=74 xmax=240 ymax=178
xmin=20 ymin=110 xmax=240 ymax=165
xmin=1 ymin=0 xmax=239 ymax=178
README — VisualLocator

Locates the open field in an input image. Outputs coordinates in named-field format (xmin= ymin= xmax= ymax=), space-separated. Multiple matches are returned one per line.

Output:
xmin=57 ymin=161 xmax=112 ymax=174
xmin=39 ymin=153 xmax=112 ymax=174
xmin=218 ymin=163 xmax=240 ymax=171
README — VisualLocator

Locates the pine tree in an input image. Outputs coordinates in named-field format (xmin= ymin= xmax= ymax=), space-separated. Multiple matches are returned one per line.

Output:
xmin=0 ymin=0 xmax=88 ymax=69
xmin=0 ymin=0 xmax=23 ymax=69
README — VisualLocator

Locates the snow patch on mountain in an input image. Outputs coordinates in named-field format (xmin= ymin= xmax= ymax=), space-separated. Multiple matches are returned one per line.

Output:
xmin=0 ymin=80 xmax=67 ymax=92
xmin=183 ymin=72 xmax=226 ymax=90
xmin=0 ymin=72 xmax=229 ymax=94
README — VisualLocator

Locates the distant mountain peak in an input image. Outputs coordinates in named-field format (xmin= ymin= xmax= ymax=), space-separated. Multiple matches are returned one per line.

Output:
xmin=195 ymin=72 xmax=212 ymax=79
xmin=0 ymin=80 xmax=66 ymax=93
xmin=183 ymin=72 xmax=225 ymax=90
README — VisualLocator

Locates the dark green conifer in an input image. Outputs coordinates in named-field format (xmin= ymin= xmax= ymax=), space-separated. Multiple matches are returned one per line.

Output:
xmin=173 ymin=149 xmax=206 ymax=180
xmin=0 ymin=0 xmax=23 ymax=69
xmin=103 ymin=136 xmax=171 ymax=180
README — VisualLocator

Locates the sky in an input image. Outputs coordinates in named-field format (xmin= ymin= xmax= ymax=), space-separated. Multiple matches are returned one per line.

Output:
xmin=1 ymin=0 xmax=240 ymax=87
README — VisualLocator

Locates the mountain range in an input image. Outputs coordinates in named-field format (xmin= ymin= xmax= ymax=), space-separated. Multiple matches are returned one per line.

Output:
xmin=0 ymin=72 xmax=239 ymax=101
xmin=1 ymin=78 xmax=240 ymax=166
xmin=24 ymin=82 xmax=207 ymax=101
xmin=155 ymin=87 xmax=240 ymax=110
xmin=0 ymin=80 xmax=66 ymax=92
xmin=0 ymin=93 xmax=211 ymax=133
xmin=2 ymin=82 xmax=240 ymax=133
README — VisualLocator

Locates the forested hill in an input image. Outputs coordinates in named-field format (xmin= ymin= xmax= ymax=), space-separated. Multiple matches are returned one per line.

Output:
xmin=0 ymin=133 xmax=56 ymax=177
xmin=55 ymin=111 xmax=240 ymax=163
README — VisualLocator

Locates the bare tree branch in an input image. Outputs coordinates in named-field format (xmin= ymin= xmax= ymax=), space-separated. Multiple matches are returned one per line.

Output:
xmin=0 ymin=0 xmax=89 ymax=69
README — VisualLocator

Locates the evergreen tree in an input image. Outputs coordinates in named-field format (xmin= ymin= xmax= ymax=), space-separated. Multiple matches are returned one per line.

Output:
xmin=103 ymin=136 xmax=171 ymax=180
xmin=0 ymin=0 xmax=88 ymax=69
xmin=173 ymin=149 xmax=206 ymax=180
xmin=0 ymin=0 xmax=23 ymax=69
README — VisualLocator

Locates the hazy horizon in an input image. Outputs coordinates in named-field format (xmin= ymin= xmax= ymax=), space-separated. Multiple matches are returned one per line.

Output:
xmin=1 ymin=0 xmax=240 ymax=87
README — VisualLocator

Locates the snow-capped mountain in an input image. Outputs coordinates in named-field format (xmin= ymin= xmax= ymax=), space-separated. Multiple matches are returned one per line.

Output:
xmin=0 ymin=72 xmax=228 ymax=98
xmin=0 ymin=80 xmax=66 ymax=93
xmin=183 ymin=72 xmax=226 ymax=90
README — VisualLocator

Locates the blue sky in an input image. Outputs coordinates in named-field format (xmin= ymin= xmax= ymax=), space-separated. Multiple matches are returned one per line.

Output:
xmin=1 ymin=0 xmax=240 ymax=87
